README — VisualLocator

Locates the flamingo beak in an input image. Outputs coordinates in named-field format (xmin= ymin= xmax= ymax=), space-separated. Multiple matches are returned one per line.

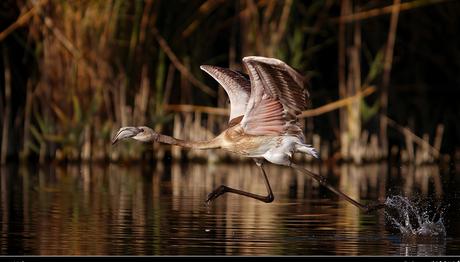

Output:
xmin=111 ymin=127 xmax=142 ymax=145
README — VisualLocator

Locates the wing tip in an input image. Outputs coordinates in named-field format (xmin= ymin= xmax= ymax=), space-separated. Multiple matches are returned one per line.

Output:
xmin=201 ymin=64 xmax=225 ymax=73
xmin=200 ymin=65 xmax=212 ymax=72
xmin=242 ymin=56 xmax=306 ymax=81
xmin=243 ymin=56 xmax=285 ymax=66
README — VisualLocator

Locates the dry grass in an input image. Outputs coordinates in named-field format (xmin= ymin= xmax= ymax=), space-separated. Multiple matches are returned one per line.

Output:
xmin=0 ymin=0 xmax=448 ymax=163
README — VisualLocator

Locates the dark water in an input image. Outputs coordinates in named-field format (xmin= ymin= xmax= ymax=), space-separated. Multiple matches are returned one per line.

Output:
xmin=0 ymin=161 xmax=459 ymax=255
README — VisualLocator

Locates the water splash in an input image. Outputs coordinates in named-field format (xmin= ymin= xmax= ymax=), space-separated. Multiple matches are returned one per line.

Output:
xmin=384 ymin=195 xmax=446 ymax=238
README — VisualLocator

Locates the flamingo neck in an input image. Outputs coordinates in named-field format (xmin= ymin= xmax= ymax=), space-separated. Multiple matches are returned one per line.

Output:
xmin=152 ymin=133 xmax=221 ymax=150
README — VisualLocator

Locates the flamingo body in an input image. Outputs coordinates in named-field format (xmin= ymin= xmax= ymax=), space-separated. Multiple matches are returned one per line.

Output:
xmin=219 ymin=123 xmax=317 ymax=165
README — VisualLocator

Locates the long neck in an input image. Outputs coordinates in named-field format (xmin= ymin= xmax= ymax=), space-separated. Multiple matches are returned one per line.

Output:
xmin=153 ymin=133 xmax=221 ymax=150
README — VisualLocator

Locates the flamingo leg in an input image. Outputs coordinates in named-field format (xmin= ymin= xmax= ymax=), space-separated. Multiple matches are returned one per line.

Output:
xmin=289 ymin=162 xmax=386 ymax=213
xmin=205 ymin=163 xmax=274 ymax=204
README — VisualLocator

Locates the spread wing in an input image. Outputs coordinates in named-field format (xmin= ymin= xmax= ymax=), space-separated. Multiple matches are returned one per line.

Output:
xmin=200 ymin=65 xmax=251 ymax=124
xmin=240 ymin=56 xmax=310 ymax=138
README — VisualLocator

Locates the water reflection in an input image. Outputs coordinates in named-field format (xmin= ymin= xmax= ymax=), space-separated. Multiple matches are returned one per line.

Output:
xmin=398 ymin=239 xmax=447 ymax=256
xmin=0 ymin=162 xmax=456 ymax=255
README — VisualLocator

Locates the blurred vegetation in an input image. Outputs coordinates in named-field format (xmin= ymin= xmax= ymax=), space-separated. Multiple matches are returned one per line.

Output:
xmin=0 ymin=0 xmax=459 ymax=164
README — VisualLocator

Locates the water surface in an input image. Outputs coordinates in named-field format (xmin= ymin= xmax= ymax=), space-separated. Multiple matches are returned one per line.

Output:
xmin=0 ymin=161 xmax=459 ymax=255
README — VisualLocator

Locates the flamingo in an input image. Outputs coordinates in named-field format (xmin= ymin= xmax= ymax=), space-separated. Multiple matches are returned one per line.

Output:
xmin=112 ymin=56 xmax=385 ymax=212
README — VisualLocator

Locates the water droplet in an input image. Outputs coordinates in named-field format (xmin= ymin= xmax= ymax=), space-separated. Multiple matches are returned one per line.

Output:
xmin=384 ymin=195 xmax=446 ymax=238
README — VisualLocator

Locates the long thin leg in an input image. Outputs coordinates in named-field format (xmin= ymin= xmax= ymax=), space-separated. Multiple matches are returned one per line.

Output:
xmin=205 ymin=162 xmax=274 ymax=204
xmin=290 ymin=163 xmax=386 ymax=213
